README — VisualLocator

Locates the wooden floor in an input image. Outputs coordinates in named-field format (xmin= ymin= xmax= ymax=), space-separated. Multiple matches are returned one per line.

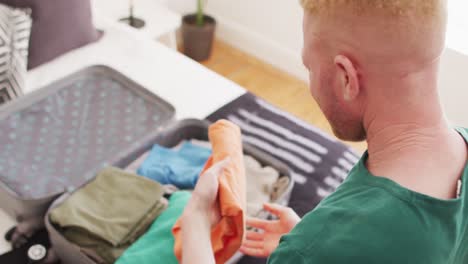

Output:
xmin=200 ymin=40 xmax=367 ymax=153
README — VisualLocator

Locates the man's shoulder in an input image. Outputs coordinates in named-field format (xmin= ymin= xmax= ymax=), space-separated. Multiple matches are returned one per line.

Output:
xmin=270 ymin=205 xmax=430 ymax=264
xmin=268 ymin=185 xmax=430 ymax=263
xmin=269 ymin=223 xmax=389 ymax=264
xmin=310 ymin=178 xmax=409 ymax=220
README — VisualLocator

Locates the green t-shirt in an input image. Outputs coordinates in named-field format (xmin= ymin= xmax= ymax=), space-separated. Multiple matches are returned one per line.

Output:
xmin=269 ymin=128 xmax=468 ymax=264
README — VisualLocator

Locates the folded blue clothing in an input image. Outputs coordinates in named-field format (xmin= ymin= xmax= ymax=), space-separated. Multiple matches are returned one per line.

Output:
xmin=137 ymin=142 xmax=211 ymax=189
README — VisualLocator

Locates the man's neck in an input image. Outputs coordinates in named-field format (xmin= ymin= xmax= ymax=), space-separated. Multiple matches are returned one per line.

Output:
xmin=363 ymin=80 xmax=467 ymax=199
xmin=366 ymin=119 xmax=454 ymax=170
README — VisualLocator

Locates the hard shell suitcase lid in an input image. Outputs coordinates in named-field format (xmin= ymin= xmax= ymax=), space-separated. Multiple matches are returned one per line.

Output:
xmin=0 ymin=65 xmax=176 ymax=201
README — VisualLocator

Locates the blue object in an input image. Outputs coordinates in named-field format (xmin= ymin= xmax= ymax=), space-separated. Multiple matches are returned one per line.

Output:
xmin=137 ymin=142 xmax=211 ymax=189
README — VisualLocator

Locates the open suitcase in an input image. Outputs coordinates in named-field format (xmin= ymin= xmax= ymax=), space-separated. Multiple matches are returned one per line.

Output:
xmin=0 ymin=66 xmax=176 ymax=238
xmin=0 ymin=66 xmax=294 ymax=263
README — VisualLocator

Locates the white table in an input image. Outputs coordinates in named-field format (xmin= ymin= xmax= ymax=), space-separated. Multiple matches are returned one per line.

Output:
xmin=0 ymin=16 xmax=245 ymax=254
xmin=92 ymin=0 xmax=181 ymax=49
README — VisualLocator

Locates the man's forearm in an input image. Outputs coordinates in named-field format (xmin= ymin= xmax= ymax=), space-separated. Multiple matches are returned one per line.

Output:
xmin=181 ymin=205 xmax=215 ymax=264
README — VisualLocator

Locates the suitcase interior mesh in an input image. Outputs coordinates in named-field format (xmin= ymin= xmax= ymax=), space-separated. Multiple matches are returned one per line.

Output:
xmin=0 ymin=74 xmax=167 ymax=199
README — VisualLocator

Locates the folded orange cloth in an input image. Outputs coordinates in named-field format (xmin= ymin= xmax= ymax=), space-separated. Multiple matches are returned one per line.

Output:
xmin=173 ymin=120 xmax=246 ymax=264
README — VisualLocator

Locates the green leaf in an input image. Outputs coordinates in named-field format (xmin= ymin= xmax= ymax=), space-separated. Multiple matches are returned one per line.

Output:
xmin=196 ymin=0 xmax=204 ymax=26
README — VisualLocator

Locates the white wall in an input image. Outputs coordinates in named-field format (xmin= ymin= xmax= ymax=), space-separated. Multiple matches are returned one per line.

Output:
xmin=166 ymin=0 xmax=468 ymax=127
xmin=439 ymin=49 xmax=468 ymax=127
xmin=166 ymin=0 xmax=308 ymax=81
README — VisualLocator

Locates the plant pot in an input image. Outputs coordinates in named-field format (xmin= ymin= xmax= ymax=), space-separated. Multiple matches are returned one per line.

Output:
xmin=181 ymin=14 xmax=216 ymax=61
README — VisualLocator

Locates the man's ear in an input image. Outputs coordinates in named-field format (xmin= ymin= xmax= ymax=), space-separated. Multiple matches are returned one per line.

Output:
xmin=334 ymin=55 xmax=360 ymax=101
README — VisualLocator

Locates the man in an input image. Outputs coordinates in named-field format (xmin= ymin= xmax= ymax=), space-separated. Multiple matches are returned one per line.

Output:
xmin=181 ymin=0 xmax=468 ymax=263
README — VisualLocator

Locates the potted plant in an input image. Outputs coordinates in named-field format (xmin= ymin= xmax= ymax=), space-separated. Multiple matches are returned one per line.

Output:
xmin=181 ymin=0 xmax=216 ymax=61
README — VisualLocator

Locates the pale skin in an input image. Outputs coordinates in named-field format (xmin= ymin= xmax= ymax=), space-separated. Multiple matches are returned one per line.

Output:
xmin=180 ymin=158 xmax=301 ymax=263
xmin=181 ymin=0 xmax=467 ymax=262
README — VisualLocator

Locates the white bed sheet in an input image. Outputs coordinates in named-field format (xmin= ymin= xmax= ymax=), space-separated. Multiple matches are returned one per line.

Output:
xmin=0 ymin=16 xmax=245 ymax=254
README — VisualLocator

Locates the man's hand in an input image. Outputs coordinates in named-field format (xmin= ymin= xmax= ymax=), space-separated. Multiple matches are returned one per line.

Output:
xmin=180 ymin=158 xmax=231 ymax=264
xmin=183 ymin=158 xmax=230 ymax=226
xmin=240 ymin=203 xmax=301 ymax=258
